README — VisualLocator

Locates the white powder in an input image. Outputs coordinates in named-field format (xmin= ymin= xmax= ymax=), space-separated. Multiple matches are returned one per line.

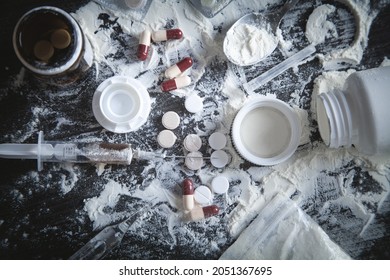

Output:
xmin=224 ymin=23 xmax=278 ymax=66
xmin=84 ymin=180 xmax=131 ymax=230
xmin=320 ymin=0 xmax=378 ymax=66
xmin=305 ymin=4 xmax=338 ymax=45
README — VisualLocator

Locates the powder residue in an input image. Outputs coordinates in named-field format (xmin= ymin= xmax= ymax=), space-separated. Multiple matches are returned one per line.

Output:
xmin=84 ymin=180 xmax=131 ymax=230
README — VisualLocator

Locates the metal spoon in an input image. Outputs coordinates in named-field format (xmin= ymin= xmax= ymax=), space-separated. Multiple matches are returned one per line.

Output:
xmin=223 ymin=0 xmax=299 ymax=66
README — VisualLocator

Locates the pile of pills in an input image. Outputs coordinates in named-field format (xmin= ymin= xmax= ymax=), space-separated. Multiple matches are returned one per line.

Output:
xmin=181 ymin=175 xmax=230 ymax=222
xmin=183 ymin=134 xmax=204 ymax=170
xmin=181 ymin=178 xmax=219 ymax=222
xmin=138 ymin=27 xmax=203 ymax=114
xmin=33 ymin=28 xmax=72 ymax=62
xmin=157 ymin=111 xmax=181 ymax=148
xmin=137 ymin=28 xmax=193 ymax=92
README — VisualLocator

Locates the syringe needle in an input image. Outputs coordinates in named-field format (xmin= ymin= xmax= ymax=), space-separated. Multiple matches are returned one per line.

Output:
xmin=69 ymin=210 xmax=143 ymax=260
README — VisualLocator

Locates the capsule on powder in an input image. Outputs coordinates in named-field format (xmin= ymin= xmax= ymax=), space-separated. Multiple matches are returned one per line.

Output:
xmin=161 ymin=75 xmax=191 ymax=92
xmin=165 ymin=57 xmax=193 ymax=79
xmin=182 ymin=178 xmax=195 ymax=211
xmin=187 ymin=205 xmax=219 ymax=222
xmin=152 ymin=29 xmax=183 ymax=42
xmin=137 ymin=29 xmax=151 ymax=61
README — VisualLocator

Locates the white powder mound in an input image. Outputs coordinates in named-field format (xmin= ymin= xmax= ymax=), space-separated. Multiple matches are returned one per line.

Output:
xmin=84 ymin=180 xmax=131 ymax=230
xmin=220 ymin=193 xmax=351 ymax=260
xmin=305 ymin=4 xmax=338 ymax=45
xmin=224 ymin=23 xmax=278 ymax=66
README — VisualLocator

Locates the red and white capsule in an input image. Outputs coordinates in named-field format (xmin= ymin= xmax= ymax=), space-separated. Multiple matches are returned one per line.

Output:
xmin=137 ymin=29 xmax=151 ymax=61
xmin=161 ymin=75 xmax=191 ymax=92
xmin=188 ymin=205 xmax=219 ymax=222
xmin=182 ymin=178 xmax=195 ymax=211
xmin=152 ymin=29 xmax=183 ymax=42
xmin=165 ymin=57 xmax=193 ymax=79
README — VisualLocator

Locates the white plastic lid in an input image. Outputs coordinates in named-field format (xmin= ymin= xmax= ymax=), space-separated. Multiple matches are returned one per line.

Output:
xmin=232 ymin=97 xmax=301 ymax=166
xmin=194 ymin=185 xmax=213 ymax=205
xmin=92 ymin=76 xmax=151 ymax=133
xmin=211 ymin=175 xmax=230 ymax=194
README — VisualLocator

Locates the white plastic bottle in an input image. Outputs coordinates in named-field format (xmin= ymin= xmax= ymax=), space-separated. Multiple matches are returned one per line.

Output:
xmin=316 ymin=66 xmax=390 ymax=155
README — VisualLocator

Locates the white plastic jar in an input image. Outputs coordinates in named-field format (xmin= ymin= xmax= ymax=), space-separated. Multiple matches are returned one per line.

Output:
xmin=316 ymin=66 xmax=390 ymax=155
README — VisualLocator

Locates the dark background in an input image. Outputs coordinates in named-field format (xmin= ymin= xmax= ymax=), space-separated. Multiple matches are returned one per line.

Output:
xmin=0 ymin=0 xmax=390 ymax=260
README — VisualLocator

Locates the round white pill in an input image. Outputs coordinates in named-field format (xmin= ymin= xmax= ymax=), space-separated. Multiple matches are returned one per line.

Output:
xmin=210 ymin=150 xmax=230 ymax=168
xmin=157 ymin=130 xmax=177 ymax=148
xmin=211 ymin=176 xmax=229 ymax=194
xmin=183 ymin=134 xmax=202 ymax=152
xmin=194 ymin=185 xmax=213 ymax=205
xmin=185 ymin=151 xmax=204 ymax=170
xmin=185 ymin=94 xmax=203 ymax=113
xmin=208 ymin=132 xmax=227 ymax=150
xmin=162 ymin=111 xmax=180 ymax=130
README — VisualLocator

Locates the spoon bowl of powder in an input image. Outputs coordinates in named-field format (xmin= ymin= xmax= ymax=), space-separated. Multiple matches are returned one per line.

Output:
xmin=223 ymin=0 xmax=299 ymax=66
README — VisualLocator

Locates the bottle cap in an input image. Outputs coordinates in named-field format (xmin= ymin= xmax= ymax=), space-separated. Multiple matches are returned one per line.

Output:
xmin=232 ymin=97 xmax=301 ymax=166
xmin=92 ymin=76 xmax=151 ymax=133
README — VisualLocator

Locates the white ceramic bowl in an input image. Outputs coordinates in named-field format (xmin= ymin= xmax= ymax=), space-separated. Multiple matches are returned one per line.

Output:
xmin=232 ymin=97 xmax=301 ymax=165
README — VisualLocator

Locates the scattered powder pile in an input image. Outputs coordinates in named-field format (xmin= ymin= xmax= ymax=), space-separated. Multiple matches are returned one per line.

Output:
xmin=305 ymin=4 xmax=338 ymax=45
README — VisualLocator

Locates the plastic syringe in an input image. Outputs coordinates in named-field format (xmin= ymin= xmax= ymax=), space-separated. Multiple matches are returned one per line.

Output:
xmin=0 ymin=131 xmax=169 ymax=171
xmin=69 ymin=209 xmax=144 ymax=260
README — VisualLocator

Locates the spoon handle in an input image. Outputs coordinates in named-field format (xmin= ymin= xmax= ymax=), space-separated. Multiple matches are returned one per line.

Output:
xmin=243 ymin=44 xmax=316 ymax=92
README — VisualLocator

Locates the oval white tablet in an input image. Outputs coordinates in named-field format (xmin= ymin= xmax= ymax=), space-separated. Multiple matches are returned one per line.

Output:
xmin=194 ymin=185 xmax=212 ymax=205
xmin=162 ymin=111 xmax=180 ymax=130
xmin=157 ymin=130 xmax=177 ymax=148
xmin=183 ymin=134 xmax=202 ymax=152
xmin=185 ymin=151 xmax=203 ymax=170
xmin=208 ymin=132 xmax=227 ymax=150
xmin=210 ymin=150 xmax=230 ymax=168
xmin=185 ymin=94 xmax=203 ymax=113
xmin=211 ymin=176 xmax=230 ymax=194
